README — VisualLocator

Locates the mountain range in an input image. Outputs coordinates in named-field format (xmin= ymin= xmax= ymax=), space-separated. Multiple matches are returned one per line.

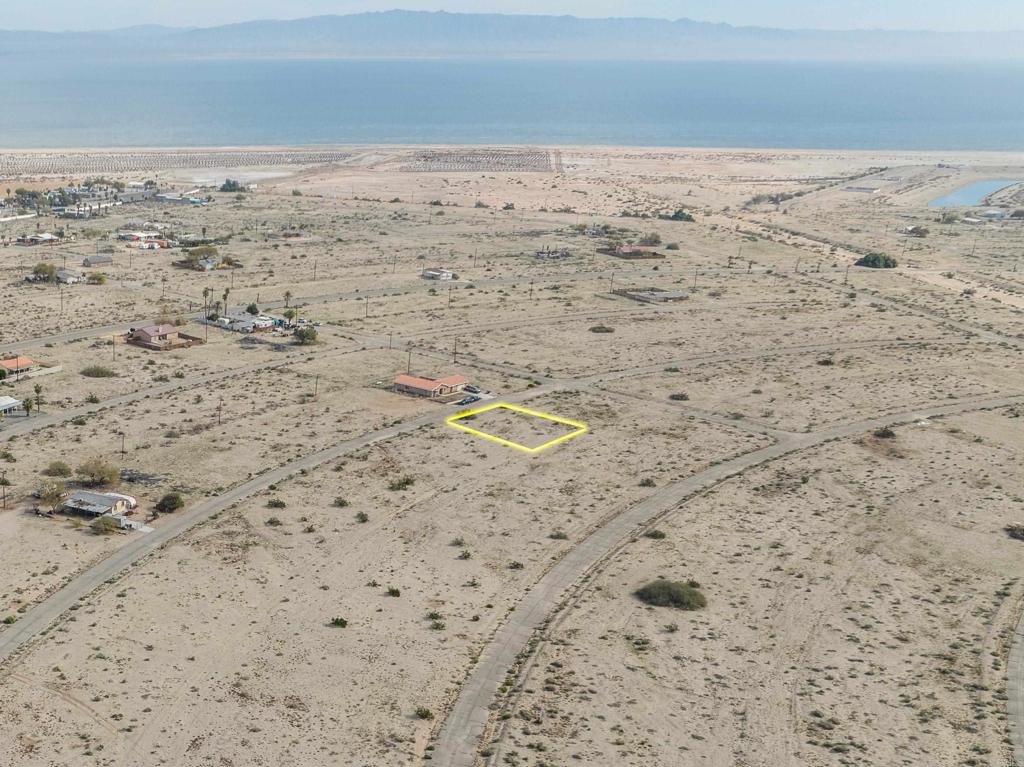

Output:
xmin=2 ymin=10 xmax=1023 ymax=61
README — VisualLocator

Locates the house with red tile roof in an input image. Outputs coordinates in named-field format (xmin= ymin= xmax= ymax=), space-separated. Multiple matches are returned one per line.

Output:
xmin=0 ymin=356 xmax=38 ymax=378
xmin=394 ymin=374 xmax=469 ymax=399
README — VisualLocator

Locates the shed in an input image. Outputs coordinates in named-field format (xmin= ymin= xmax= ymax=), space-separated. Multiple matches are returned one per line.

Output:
xmin=83 ymin=255 xmax=113 ymax=267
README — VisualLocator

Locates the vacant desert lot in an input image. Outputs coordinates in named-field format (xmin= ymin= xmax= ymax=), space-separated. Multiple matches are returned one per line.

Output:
xmin=1 ymin=145 xmax=1023 ymax=767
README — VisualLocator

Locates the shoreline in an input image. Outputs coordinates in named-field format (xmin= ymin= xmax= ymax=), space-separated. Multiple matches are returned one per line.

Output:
xmin=3 ymin=143 xmax=1024 ymax=156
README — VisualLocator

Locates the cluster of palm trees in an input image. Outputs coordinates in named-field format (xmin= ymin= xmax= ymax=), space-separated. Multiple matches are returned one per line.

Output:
xmin=21 ymin=383 xmax=44 ymax=417
xmin=201 ymin=286 xmax=299 ymax=323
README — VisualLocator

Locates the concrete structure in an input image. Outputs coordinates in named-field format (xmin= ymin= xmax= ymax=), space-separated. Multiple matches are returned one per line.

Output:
xmin=609 ymin=244 xmax=666 ymax=260
xmin=82 ymin=255 xmax=113 ymax=267
xmin=614 ymin=288 xmax=690 ymax=304
xmin=0 ymin=396 xmax=23 ymax=415
xmin=394 ymin=374 xmax=469 ymax=398
xmin=422 ymin=268 xmax=456 ymax=281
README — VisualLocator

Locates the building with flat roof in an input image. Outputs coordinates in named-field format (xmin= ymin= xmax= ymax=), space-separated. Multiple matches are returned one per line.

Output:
xmin=0 ymin=396 xmax=23 ymax=415
xmin=422 ymin=268 xmax=456 ymax=281
xmin=63 ymin=491 xmax=130 ymax=517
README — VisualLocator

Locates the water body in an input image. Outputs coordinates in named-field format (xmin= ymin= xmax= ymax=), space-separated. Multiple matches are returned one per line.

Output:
xmin=929 ymin=179 xmax=1023 ymax=207
xmin=1 ymin=59 xmax=1024 ymax=150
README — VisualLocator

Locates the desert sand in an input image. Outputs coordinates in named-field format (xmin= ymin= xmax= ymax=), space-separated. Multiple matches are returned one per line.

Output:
xmin=1 ymin=145 xmax=1023 ymax=767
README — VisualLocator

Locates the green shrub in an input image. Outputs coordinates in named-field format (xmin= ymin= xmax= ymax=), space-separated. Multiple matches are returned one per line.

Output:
xmin=265 ymin=517 xmax=283 ymax=527
xmin=76 ymin=456 xmax=118 ymax=487
xmin=81 ymin=365 xmax=116 ymax=378
xmin=329 ymin=617 xmax=348 ymax=628
xmin=91 ymin=517 xmax=121 ymax=536
xmin=635 ymin=579 xmax=706 ymax=610
xmin=415 ymin=706 xmax=434 ymax=720
xmin=873 ymin=427 xmax=896 ymax=439
xmin=668 ymin=393 xmax=689 ymax=401
xmin=267 ymin=498 xmax=286 ymax=508
xmin=386 ymin=586 xmax=401 ymax=597
xmin=155 ymin=492 xmax=184 ymax=513
xmin=388 ymin=476 xmax=415 ymax=491
xmin=43 ymin=461 xmax=72 ymax=477
xmin=855 ymin=252 xmax=897 ymax=269
xmin=333 ymin=497 xmax=349 ymax=508
xmin=643 ymin=529 xmax=667 ymax=540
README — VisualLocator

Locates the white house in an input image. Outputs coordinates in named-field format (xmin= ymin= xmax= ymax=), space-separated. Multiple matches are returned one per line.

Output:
xmin=0 ymin=396 xmax=23 ymax=415
xmin=422 ymin=268 xmax=456 ymax=281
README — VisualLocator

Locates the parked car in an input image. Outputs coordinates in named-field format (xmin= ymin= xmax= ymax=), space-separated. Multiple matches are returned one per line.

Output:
xmin=456 ymin=395 xmax=481 ymax=406
xmin=463 ymin=385 xmax=481 ymax=394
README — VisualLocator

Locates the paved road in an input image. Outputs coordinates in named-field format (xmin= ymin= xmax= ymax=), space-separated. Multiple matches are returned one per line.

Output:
xmin=429 ymin=393 xmax=1024 ymax=767
xmin=1008 ymin=620 xmax=1024 ymax=765
xmin=0 ymin=373 xmax=588 ymax=666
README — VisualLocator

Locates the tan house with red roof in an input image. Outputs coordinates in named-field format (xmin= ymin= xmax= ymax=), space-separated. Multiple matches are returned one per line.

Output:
xmin=0 ymin=356 xmax=39 ymax=379
xmin=128 ymin=324 xmax=203 ymax=351
xmin=394 ymin=374 xmax=469 ymax=399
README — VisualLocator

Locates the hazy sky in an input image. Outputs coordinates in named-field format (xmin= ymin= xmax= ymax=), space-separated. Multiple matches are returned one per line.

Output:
xmin=17 ymin=1 xmax=1024 ymax=33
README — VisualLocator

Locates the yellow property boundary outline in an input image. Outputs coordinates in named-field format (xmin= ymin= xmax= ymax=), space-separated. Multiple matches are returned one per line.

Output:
xmin=445 ymin=403 xmax=589 ymax=454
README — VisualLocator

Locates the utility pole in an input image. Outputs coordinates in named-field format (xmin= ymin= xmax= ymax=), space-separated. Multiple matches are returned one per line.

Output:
xmin=473 ymin=250 xmax=478 ymax=268
xmin=609 ymin=271 xmax=615 ymax=292
xmin=794 ymin=257 xmax=801 ymax=274
xmin=313 ymin=374 xmax=320 ymax=399
xmin=692 ymin=268 xmax=698 ymax=290
xmin=217 ymin=399 xmax=223 ymax=426
xmin=529 ymin=280 xmax=534 ymax=300
xmin=120 ymin=432 xmax=126 ymax=458
xmin=365 ymin=298 xmax=370 ymax=318
xmin=392 ymin=253 xmax=397 ymax=274
xmin=313 ymin=260 xmax=318 ymax=281
xmin=453 ymin=337 xmax=458 ymax=363
xmin=1 ymin=470 xmax=6 ymax=509
xmin=844 ymin=263 xmax=852 ymax=284
xmin=112 ymin=335 xmax=116 ymax=361
xmin=448 ymin=285 xmax=453 ymax=308
xmin=388 ymin=332 xmax=393 ymax=350
xmin=406 ymin=346 xmax=412 ymax=374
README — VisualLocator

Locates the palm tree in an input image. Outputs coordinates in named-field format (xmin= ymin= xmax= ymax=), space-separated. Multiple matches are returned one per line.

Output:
xmin=222 ymin=288 xmax=231 ymax=315
xmin=202 ymin=286 xmax=211 ymax=315
xmin=33 ymin=383 xmax=44 ymax=411
xmin=22 ymin=396 xmax=34 ymax=417
xmin=283 ymin=290 xmax=292 ymax=308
